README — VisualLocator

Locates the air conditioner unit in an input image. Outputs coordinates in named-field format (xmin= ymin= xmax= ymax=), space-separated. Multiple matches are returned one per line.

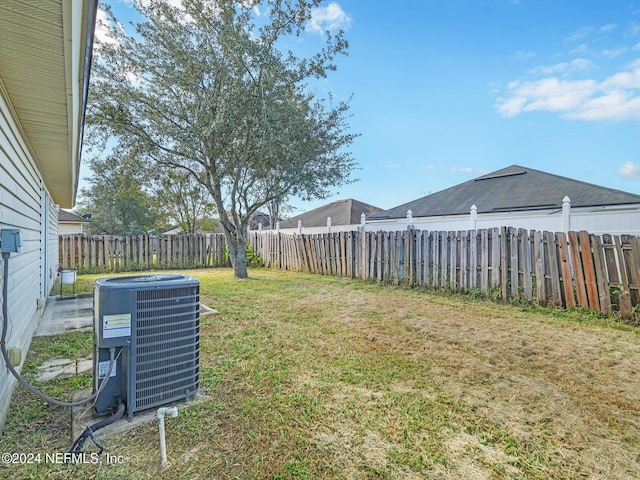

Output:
xmin=93 ymin=274 xmax=200 ymax=421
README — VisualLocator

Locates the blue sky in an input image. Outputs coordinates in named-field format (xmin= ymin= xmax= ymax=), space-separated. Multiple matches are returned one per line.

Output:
xmin=92 ymin=0 xmax=640 ymax=215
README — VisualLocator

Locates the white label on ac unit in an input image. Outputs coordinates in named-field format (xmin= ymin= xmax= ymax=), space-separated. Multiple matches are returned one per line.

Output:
xmin=103 ymin=313 xmax=131 ymax=338
xmin=98 ymin=360 xmax=117 ymax=379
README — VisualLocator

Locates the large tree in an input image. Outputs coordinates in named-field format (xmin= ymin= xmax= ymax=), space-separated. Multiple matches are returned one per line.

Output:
xmin=77 ymin=146 xmax=163 ymax=235
xmin=87 ymin=0 xmax=357 ymax=277
xmin=156 ymin=170 xmax=217 ymax=233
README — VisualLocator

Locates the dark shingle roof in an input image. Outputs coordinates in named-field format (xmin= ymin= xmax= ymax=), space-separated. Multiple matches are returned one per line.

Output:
xmin=370 ymin=165 xmax=640 ymax=220
xmin=58 ymin=210 xmax=90 ymax=223
xmin=280 ymin=199 xmax=383 ymax=228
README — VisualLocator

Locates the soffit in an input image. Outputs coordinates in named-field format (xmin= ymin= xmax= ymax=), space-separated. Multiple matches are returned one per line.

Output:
xmin=0 ymin=0 xmax=75 ymax=207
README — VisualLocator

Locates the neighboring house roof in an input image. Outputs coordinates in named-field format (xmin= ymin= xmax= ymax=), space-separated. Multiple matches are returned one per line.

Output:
xmin=58 ymin=210 xmax=90 ymax=224
xmin=0 ymin=0 xmax=97 ymax=208
xmin=212 ymin=212 xmax=269 ymax=233
xmin=159 ymin=213 xmax=267 ymax=234
xmin=280 ymin=199 xmax=383 ymax=228
xmin=370 ymin=165 xmax=640 ymax=220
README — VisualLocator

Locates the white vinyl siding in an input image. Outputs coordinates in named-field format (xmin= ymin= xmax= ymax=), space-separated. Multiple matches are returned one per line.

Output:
xmin=0 ymin=88 xmax=51 ymax=434
xmin=45 ymin=192 xmax=59 ymax=297
xmin=58 ymin=222 xmax=84 ymax=235
xmin=367 ymin=206 xmax=640 ymax=236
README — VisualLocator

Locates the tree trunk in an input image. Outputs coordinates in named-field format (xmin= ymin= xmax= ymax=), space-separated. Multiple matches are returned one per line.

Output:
xmin=225 ymin=230 xmax=248 ymax=279
xmin=232 ymin=242 xmax=248 ymax=278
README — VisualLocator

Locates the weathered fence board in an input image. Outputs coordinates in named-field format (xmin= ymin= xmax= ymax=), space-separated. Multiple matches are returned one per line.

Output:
xmin=246 ymin=228 xmax=640 ymax=314
xmin=591 ymin=235 xmax=612 ymax=314
xmin=625 ymin=236 xmax=640 ymax=305
xmin=577 ymin=230 xmax=598 ymax=310
xmin=480 ymin=229 xmax=489 ymax=293
xmin=545 ymin=231 xmax=562 ymax=306
xmin=533 ymin=231 xmax=545 ymax=305
xmin=60 ymin=228 xmax=640 ymax=315
xmin=519 ymin=228 xmax=533 ymax=301
xmin=568 ymin=231 xmax=588 ymax=308
xmin=557 ymin=233 xmax=575 ymax=307
xmin=59 ymin=233 xmax=230 ymax=272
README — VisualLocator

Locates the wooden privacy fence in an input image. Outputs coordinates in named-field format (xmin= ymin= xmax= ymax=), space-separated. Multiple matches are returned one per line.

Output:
xmin=59 ymin=234 xmax=230 ymax=272
xmin=59 ymin=229 xmax=640 ymax=314
xmin=248 ymin=228 xmax=640 ymax=315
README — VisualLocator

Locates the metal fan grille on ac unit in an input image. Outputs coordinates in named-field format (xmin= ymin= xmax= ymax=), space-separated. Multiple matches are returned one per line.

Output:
xmin=128 ymin=286 xmax=200 ymax=417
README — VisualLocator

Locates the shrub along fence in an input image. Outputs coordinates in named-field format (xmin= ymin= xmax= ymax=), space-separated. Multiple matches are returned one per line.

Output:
xmin=248 ymin=228 xmax=640 ymax=316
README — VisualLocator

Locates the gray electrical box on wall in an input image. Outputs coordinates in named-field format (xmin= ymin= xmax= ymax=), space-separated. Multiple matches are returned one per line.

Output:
xmin=0 ymin=229 xmax=22 ymax=253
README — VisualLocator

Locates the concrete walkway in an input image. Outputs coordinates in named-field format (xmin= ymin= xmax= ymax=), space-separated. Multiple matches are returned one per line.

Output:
xmin=35 ymin=294 xmax=94 ymax=337
xmin=35 ymin=294 xmax=218 ymax=337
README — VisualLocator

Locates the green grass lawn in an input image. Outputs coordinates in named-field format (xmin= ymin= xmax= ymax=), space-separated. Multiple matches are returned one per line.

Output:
xmin=1 ymin=268 xmax=640 ymax=479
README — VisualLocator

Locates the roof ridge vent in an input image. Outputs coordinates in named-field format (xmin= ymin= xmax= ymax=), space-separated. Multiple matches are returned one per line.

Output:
xmin=475 ymin=169 xmax=527 ymax=181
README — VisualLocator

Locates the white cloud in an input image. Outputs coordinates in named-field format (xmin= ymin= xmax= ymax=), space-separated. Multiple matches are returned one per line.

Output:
xmin=601 ymin=68 xmax=640 ymax=90
xmin=424 ymin=165 xmax=488 ymax=175
xmin=565 ymin=23 xmax=617 ymax=42
xmin=569 ymin=44 xmax=589 ymax=56
xmin=135 ymin=0 xmax=184 ymax=8
xmin=566 ymin=90 xmax=640 ymax=120
xmin=529 ymin=58 xmax=593 ymax=76
xmin=94 ymin=8 xmax=121 ymax=47
xmin=449 ymin=166 xmax=489 ymax=174
xmin=496 ymin=96 xmax=527 ymax=117
xmin=600 ymin=47 xmax=627 ymax=58
xmin=526 ymin=79 xmax=598 ymax=113
xmin=496 ymin=58 xmax=640 ymax=121
xmin=618 ymin=161 xmax=640 ymax=179
xmin=497 ymin=78 xmax=598 ymax=117
xmin=513 ymin=50 xmax=535 ymax=61
xmin=565 ymin=26 xmax=594 ymax=43
xmin=307 ymin=2 xmax=351 ymax=35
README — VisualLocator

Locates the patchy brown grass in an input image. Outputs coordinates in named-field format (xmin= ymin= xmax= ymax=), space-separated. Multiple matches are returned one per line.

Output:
xmin=329 ymin=289 xmax=640 ymax=478
xmin=1 ymin=269 xmax=639 ymax=479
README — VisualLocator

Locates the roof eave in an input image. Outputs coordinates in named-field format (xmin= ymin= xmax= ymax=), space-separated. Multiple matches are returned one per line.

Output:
xmin=0 ymin=0 xmax=97 ymax=209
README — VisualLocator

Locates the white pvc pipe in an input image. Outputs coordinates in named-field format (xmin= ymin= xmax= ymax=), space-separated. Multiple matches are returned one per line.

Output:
xmin=157 ymin=407 xmax=178 ymax=467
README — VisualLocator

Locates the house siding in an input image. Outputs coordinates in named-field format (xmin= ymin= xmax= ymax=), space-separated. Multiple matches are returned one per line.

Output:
xmin=368 ymin=206 xmax=640 ymax=236
xmin=0 ymin=88 xmax=51 ymax=434
xmin=268 ymin=224 xmax=368 ymax=235
xmin=46 ymin=195 xmax=59 ymax=296
xmin=570 ymin=205 xmax=640 ymax=236
xmin=58 ymin=222 xmax=84 ymax=235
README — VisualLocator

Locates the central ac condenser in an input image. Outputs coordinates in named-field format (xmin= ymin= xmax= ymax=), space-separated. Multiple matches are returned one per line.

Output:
xmin=93 ymin=274 xmax=200 ymax=420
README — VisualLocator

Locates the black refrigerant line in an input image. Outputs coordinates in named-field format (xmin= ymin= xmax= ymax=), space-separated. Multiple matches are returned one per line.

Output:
xmin=68 ymin=400 xmax=125 ymax=455
xmin=2 ymin=252 xmax=125 ymax=453
xmin=1 ymin=252 xmax=125 ymax=455
xmin=0 ymin=252 xmax=100 ymax=407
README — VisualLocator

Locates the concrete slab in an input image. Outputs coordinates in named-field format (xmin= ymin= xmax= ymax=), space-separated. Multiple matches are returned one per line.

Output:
xmin=36 ymin=357 xmax=92 ymax=381
xmin=36 ymin=294 xmax=94 ymax=337
xmin=70 ymin=389 xmax=208 ymax=442
xmin=33 ymin=291 xmax=215 ymax=453
xmin=199 ymin=303 xmax=219 ymax=316
xmin=36 ymin=295 xmax=217 ymax=337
